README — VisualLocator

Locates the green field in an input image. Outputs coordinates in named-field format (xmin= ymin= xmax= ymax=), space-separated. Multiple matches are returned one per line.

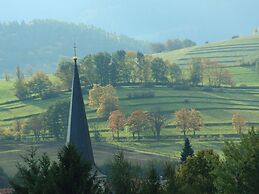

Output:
xmin=153 ymin=35 xmax=259 ymax=86
xmin=0 ymin=80 xmax=258 ymax=165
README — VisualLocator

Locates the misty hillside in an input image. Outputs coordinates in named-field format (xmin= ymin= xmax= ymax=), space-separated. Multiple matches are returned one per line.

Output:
xmin=0 ymin=20 xmax=151 ymax=74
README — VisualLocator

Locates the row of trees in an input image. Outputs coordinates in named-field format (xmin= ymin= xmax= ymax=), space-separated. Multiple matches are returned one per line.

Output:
xmin=151 ymin=39 xmax=196 ymax=53
xmin=56 ymin=50 xmax=234 ymax=90
xmin=4 ymin=129 xmax=258 ymax=194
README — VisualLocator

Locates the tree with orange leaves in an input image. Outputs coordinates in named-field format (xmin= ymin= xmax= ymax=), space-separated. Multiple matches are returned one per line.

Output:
xmin=126 ymin=111 xmax=151 ymax=140
xmin=108 ymin=110 xmax=126 ymax=139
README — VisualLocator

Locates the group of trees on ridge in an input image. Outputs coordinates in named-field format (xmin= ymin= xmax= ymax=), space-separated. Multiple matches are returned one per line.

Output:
xmin=0 ymin=20 xmax=151 ymax=74
xmin=0 ymin=129 xmax=258 ymax=194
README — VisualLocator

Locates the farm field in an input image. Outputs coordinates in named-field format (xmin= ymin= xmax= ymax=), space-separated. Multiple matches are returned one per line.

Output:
xmin=153 ymin=34 xmax=259 ymax=67
xmin=0 ymin=140 xmax=171 ymax=177
xmin=154 ymin=35 xmax=259 ymax=86
xmin=0 ymin=79 xmax=258 ymax=170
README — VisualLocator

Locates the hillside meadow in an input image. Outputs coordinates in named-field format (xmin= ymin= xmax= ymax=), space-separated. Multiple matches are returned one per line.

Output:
xmin=0 ymin=79 xmax=258 ymax=176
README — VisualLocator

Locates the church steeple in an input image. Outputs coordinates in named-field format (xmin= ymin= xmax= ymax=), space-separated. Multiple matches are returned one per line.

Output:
xmin=66 ymin=44 xmax=95 ymax=164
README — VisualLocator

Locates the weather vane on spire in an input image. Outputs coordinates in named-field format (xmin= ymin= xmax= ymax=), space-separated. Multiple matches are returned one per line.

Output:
xmin=73 ymin=43 xmax=78 ymax=62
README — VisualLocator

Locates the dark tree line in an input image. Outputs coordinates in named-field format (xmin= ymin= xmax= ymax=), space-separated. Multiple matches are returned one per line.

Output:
xmin=151 ymin=39 xmax=196 ymax=53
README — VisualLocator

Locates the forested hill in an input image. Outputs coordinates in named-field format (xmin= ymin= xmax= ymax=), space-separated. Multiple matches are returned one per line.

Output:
xmin=0 ymin=20 xmax=151 ymax=74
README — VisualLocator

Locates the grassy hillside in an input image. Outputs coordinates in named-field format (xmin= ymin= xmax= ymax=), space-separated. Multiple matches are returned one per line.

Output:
xmin=154 ymin=34 xmax=259 ymax=66
xmin=0 ymin=79 xmax=259 ymax=159
xmin=153 ymin=34 xmax=259 ymax=86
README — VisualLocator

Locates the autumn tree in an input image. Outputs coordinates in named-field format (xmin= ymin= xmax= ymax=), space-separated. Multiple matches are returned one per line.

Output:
xmin=189 ymin=109 xmax=203 ymax=136
xmin=126 ymin=111 xmax=151 ymax=140
xmin=174 ymin=109 xmax=191 ymax=136
xmin=24 ymin=115 xmax=44 ymax=141
xmin=108 ymin=110 xmax=126 ymax=139
xmin=96 ymin=92 xmax=119 ymax=118
xmin=88 ymin=84 xmax=116 ymax=107
xmin=89 ymin=84 xmax=119 ymax=118
xmin=148 ymin=110 xmax=166 ymax=140
xmin=14 ymin=79 xmax=28 ymax=100
xmin=232 ymin=113 xmax=246 ymax=134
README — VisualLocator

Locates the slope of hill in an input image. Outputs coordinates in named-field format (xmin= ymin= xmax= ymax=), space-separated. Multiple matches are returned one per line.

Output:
xmin=0 ymin=20 xmax=151 ymax=74
xmin=154 ymin=34 xmax=259 ymax=67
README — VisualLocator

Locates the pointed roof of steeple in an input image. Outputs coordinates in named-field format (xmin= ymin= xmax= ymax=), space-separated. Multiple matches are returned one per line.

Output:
xmin=66 ymin=46 xmax=95 ymax=164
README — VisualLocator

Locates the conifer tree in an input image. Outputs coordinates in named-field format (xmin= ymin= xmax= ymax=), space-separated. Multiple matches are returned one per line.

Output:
xmin=180 ymin=138 xmax=194 ymax=162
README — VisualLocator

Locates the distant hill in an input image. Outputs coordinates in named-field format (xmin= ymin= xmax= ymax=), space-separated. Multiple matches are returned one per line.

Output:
xmin=153 ymin=34 xmax=259 ymax=67
xmin=0 ymin=20 xmax=151 ymax=75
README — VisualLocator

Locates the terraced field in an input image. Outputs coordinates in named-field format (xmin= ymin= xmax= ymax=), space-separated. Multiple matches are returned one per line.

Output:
xmin=154 ymin=34 xmax=259 ymax=67
xmin=0 ymin=80 xmax=259 ymax=175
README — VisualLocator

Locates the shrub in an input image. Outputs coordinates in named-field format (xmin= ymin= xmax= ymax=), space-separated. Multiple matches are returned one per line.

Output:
xmin=127 ymin=91 xmax=155 ymax=99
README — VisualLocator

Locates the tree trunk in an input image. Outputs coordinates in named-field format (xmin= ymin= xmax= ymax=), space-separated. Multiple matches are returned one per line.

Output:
xmin=117 ymin=131 xmax=120 ymax=140
xmin=156 ymin=130 xmax=160 ymax=141
xmin=138 ymin=131 xmax=140 ymax=141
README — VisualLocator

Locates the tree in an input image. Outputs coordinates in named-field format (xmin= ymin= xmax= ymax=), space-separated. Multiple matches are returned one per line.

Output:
xmin=94 ymin=52 xmax=111 ymax=85
xmin=151 ymin=58 xmax=168 ymax=83
xmin=24 ymin=115 xmax=44 ymax=141
xmin=97 ymin=93 xmax=119 ymax=118
xmin=189 ymin=109 xmax=203 ymax=136
xmin=188 ymin=58 xmax=203 ymax=86
xmin=10 ymin=145 xmax=103 ymax=194
xmin=108 ymin=110 xmax=126 ymax=139
xmin=180 ymin=138 xmax=194 ymax=163
xmin=168 ymin=63 xmax=182 ymax=84
xmin=162 ymin=162 xmax=177 ymax=194
xmin=232 ymin=113 xmax=246 ymax=134
xmin=12 ymin=120 xmax=23 ymax=141
xmin=27 ymin=71 xmax=55 ymax=99
xmin=142 ymin=164 xmax=161 ymax=194
xmin=89 ymin=85 xmax=119 ymax=118
xmin=16 ymin=66 xmax=24 ymax=80
xmin=50 ymin=145 xmax=102 ymax=194
xmin=177 ymin=150 xmax=220 ymax=194
xmin=126 ymin=111 xmax=151 ymax=140
xmin=43 ymin=101 xmax=69 ymax=139
xmin=80 ymin=55 xmax=97 ymax=86
xmin=0 ymin=166 xmax=9 ymax=188
xmin=174 ymin=109 xmax=191 ymax=136
xmin=148 ymin=110 xmax=166 ymax=140
xmin=14 ymin=79 xmax=28 ymax=100
xmin=55 ymin=59 xmax=73 ymax=90
xmin=89 ymin=84 xmax=116 ymax=107
xmin=109 ymin=151 xmax=137 ymax=194
xmin=214 ymin=129 xmax=259 ymax=194
xmin=10 ymin=147 xmax=53 ymax=194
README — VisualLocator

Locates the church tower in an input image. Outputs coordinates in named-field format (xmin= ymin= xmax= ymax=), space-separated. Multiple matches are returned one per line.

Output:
xmin=66 ymin=44 xmax=95 ymax=164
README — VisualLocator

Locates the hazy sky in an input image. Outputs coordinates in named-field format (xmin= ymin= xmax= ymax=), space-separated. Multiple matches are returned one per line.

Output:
xmin=1 ymin=0 xmax=259 ymax=43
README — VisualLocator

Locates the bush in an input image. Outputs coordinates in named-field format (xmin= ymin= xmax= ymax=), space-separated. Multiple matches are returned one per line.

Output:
xmin=202 ymin=86 xmax=213 ymax=92
xmin=127 ymin=91 xmax=155 ymax=99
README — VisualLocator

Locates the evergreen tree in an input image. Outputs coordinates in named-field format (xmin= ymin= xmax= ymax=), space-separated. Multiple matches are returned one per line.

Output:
xmin=142 ymin=164 xmax=160 ymax=194
xmin=180 ymin=138 xmax=194 ymax=162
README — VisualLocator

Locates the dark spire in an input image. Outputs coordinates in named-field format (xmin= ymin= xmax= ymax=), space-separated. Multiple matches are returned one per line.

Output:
xmin=66 ymin=44 xmax=95 ymax=164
